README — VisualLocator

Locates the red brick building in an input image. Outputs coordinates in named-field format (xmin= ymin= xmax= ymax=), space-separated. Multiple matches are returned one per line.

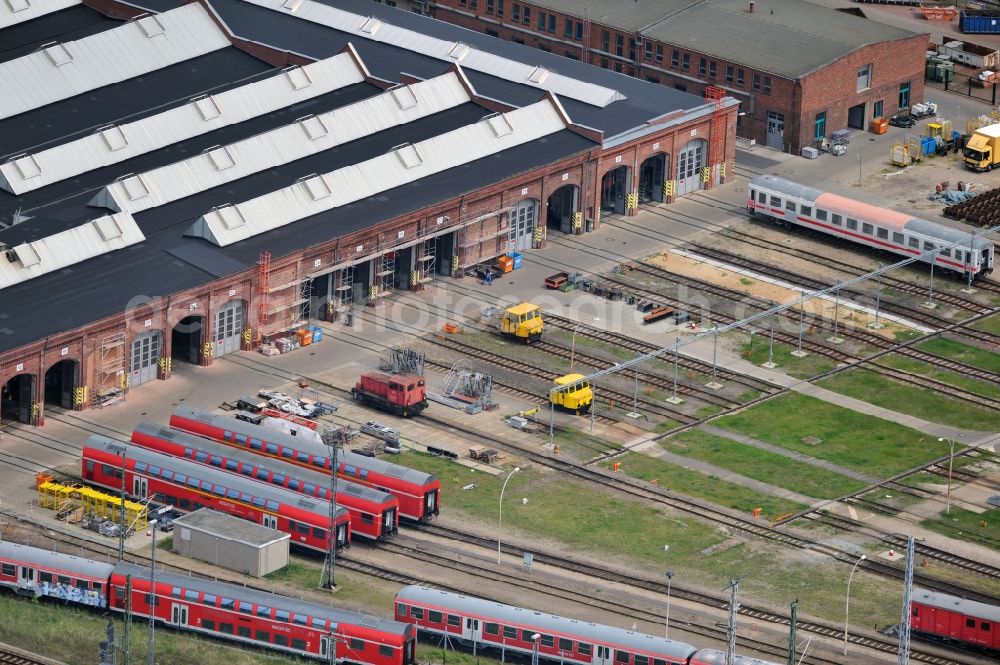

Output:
xmin=0 ymin=0 xmax=736 ymax=425
xmin=427 ymin=0 xmax=929 ymax=152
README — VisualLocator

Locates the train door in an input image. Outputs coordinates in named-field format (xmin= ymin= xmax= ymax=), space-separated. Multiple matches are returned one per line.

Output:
xmin=382 ymin=508 xmax=397 ymax=538
xmin=462 ymin=617 xmax=481 ymax=643
xmin=262 ymin=514 xmax=278 ymax=529
xmin=424 ymin=490 xmax=438 ymax=517
xmin=132 ymin=476 xmax=148 ymax=499
xmin=18 ymin=565 xmax=35 ymax=588
xmin=592 ymin=645 xmax=612 ymax=665
xmin=170 ymin=603 xmax=189 ymax=626
xmin=320 ymin=635 xmax=336 ymax=660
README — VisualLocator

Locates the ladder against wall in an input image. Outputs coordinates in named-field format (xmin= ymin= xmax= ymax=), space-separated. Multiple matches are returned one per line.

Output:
xmin=93 ymin=331 xmax=126 ymax=408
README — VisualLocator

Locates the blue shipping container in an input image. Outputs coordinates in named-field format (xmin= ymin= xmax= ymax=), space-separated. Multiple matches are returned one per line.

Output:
xmin=960 ymin=10 xmax=1000 ymax=34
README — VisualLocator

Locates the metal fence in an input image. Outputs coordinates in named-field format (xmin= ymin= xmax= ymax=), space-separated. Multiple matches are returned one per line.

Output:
xmin=926 ymin=71 xmax=999 ymax=105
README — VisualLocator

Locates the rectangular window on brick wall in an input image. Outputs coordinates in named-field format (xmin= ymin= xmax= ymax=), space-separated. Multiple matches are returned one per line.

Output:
xmin=646 ymin=75 xmax=659 ymax=83
xmin=565 ymin=50 xmax=579 ymax=60
xmin=726 ymin=65 xmax=734 ymax=83
xmin=601 ymin=58 xmax=609 ymax=68
xmin=486 ymin=0 xmax=494 ymax=14
xmin=874 ymin=99 xmax=883 ymax=119
xmin=737 ymin=68 xmax=744 ymax=86
xmin=899 ymin=81 xmax=910 ymax=108
xmin=522 ymin=6 xmax=530 ymax=24
xmin=857 ymin=64 xmax=872 ymax=92
xmin=814 ymin=112 xmax=826 ymax=140
xmin=471 ymin=0 xmax=478 ymax=9
xmin=671 ymin=50 xmax=679 ymax=68
xmin=564 ymin=18 xmax=572 ymax=38
xmin=497 ymin=0 xmax=503 ymax=17
xmin=601 ymin=30 xmax=609 ymax=52
xmin=655 ymin=45 xmax=663 ymax=64
xmin=575 ymin=22 xmax=583 ymax=40
xmin=699 ymin=57 xmax=707 ymax=76
xmin=709 ymin=61 xmax=717 ymax=79
xmin=752 ymin=73 xmax=760 ymax=91
xmin=487 ymin=29 xmax=499 ymax=37
xmin=682 ymin=53 xmax=689 ymax=70
xmin=512 ymin=3 xmax=519 ymax=21
xmin=548 ymin=14 xmax=555 ymax=33
xmin=629 ymin=39 xmax=636 ymax=60
xmin=538 ymin=11 xmax=545 ymax=31
xmin=763 ymin=76 xmax=771 ymax=95
xmin=644 ymin=41 xmax=653 ymax=59
xmin=615 ymin=34 xmax=624 ymax=56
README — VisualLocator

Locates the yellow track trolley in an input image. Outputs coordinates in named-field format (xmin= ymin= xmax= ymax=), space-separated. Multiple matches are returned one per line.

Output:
xmin=499 ymin=303 xmax=544 ymax=343
xmin=550 ymin=373 xmax=593 ymax=414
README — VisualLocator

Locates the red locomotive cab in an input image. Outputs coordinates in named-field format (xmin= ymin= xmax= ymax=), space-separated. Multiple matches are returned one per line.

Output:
xmin=353 ymin=372 xmax=428 ymax=417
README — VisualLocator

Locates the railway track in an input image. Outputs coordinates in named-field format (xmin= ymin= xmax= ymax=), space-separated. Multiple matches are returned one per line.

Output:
xmin=0 ymin=650 xmax=53 ymax=665
xmin=408 ymin=523 xmax=970 ymax=665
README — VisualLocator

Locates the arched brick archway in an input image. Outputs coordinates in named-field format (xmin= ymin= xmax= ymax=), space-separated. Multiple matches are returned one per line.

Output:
xmin=639 ymin=152 xmax=670 ymax=203
xmin=546 ymin=184 xmax=580 ymax=234
xmin=1 ymin=373 xmax=37 ymax=424
xmin=44 ymin=359 xmax=80 ymax=410
xmin=600 ymin=165 xmax=631 ymax=214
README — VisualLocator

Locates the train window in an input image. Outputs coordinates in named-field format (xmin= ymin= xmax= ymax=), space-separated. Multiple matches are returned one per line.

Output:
xmin=909 ymin=237 xmax=919 ymax=248
xmin=174 ymin=473 xmax=186 ymax=484
xmin=350 ymin=638 xmax=365 ymax=651
xmin=135 ymin=462 xmax=148 ymax=472
xmin=297 ymin=523 xmax=310 ymax=535
xmin=862 ymin=223 xmax=873 ymax=235
xmin=240 ymin=493 xmax=252 ymax=503
xmin=162 ymin=470 xmax=175 ymax=481
xmin=288 ymin=479 xmax=300 ymax=491
xmin=541 ymin=635 xmax=554 ymax=647
xmin=266 ymin=444 xmax=279 ymax=454
xmin=314 ymin=457 xmax=326 ymax=468
xmin=203 ymin=594 xmax=217 ymax=606
xmin=769 ymin=196 xmax=780 ymax=207
xmin=274 ymin=634 xmax=289 ymax=647
xmin=847 ymin=219 xmax=858 ymax=231
xmin=654 ymin=660 xmax=667 ymax=665
xmin=313 ymin=527 xmax=326 ymax=539
xmin=380 ymin=646 xmax=394 ymax=658
xmin=312 ymin=618 xmax=328 ymax=630
xmin=257 ymin=606 xmax=272 ymax=618
xmin=203 ymin=620 xmax=216 ymax=631
xmin=224 ymin=431 xmax=232 ymax=440
xmin=801 ymin=205 xmax=812 ymax=216
xmin=293 ymin=613 xmax=307 ymax=625
xmin=256 ymin=469 xmax=269 ymax=481
xmin=40 ymin=572 xmax=53 ymax=584
xmin=195 ymin=452 xmax=208 ymax=463
xmin=757 ymin=192 xmax=765 ymax=204
xmin=249 ymin=438 xmax=262 ymax=450
xmin=235 ymin=465 xmax=251 ymax=477
xmin=239 ymin=602 xmax=253 ymax=614
xmin=635 ymin=656 xmax=648 ymax=665
xmin=227 ymin=488 xmax=239 ymax=500
xmin=893 ymin=232 xmax=904 ymax=244
xmin=503 ymin=626 xmax=517 ymax=639
xmin=187 ymin=477 xmax=199 ymax=488
xmin=877 ymin=228 xmax=888 ymax=240
xmin=941 ymin=248 xmax=951 ymax=257
xmin=144 ymin=594 xmax=158 ymax=606
xmin=578 ymin=644 xmax=592 ymax=656
xmin=293 ymin=638 xmax=308 ymax=651
xmin=255 ymin=630 xmax=270 ymax=643
xmin=362 ymin=514 xmax=374 ymax=524
xmin=57 ymin=575 xmax=71 ymax=586
xmin=171 ymin=587 xmax=182 ymax=599
xmin=360 ymin=470 xmax=369 ymax=480
xmin=220 ymin=623 xmax=233 ymax=635
xmin=213 ymin=485 xmax=227 ymax=497
xmin=784 ymin=200 xmax=795 ymax=212
xmin=615 ymin=650 xmax=629 ymax=663
xmin=288 ymin=520 xmax=298 ymax=532
xmin=831 ymin=214 xmax=842 ymax=226
xmin=94 ymin=582 xmax=102 ymax=594
xmin=967 ymin=618 xmax=975 ymax=628
xmin=235 ymin=434 xmax=248 ymax=444
xmin=210 ymin=455 xmax=222 ymax=466
xmin=184 ymin=590 xmax=199 ymax=601
xmin=924 ymin=241 xmax=934 ymax=251
xmin=521 ymin=630 xmax=533 ymax=642
xmin=273 ymin=474 xmax=286 ymax=485
xmin=275 ymin=610 xmax=290 ymax=622
xmin=265 ymin=500 xmax=279 ymax=511
xmin=982 ymin=622 xmax=991 ymax=631
xmin=252 ymin=497 xmax=266 ymax=507
xmin=296 ymin=452 xmax=310 ymax=463
xmin=344 ymin=465 xmax=357 ymax=476
xmin=281 ymin=448 xmax=294 ymax=459
xmin=421 ymin=610 xmax=439 ymax=623
xmin=448 ymin=615 xmax=461 ymax=627
xmin=1 ymin=564 xmax=14 ymax=577
xmin=485 ymin=623 xmax=500 ymax=636
xmin=102 ymin=464 xmax=115 ymax=476
xmin=225 ymin=460 xmax=238 ymax=471
xmin=816 ymin=209 xmax=827 ymax=221
xmin=238 ymin=626 xmax=251 ymax=638
xmin=558 ymin=638 xmax=572 ymax=651
xmin=411 ymin=607 xmax=424 ymax=620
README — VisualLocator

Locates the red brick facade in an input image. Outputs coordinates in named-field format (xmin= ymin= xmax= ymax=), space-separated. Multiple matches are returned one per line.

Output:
xmin=429 ymin=0 xmax=927 ymax=152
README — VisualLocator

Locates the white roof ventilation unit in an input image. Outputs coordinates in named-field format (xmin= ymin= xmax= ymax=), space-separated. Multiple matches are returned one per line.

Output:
xmin=135 ymin=14 xmax=165 ymax=38
xmin=527 ymin=66 xmax=550 ymax=84
xmin=392 ymin=143 xmax=423 ymax=169
xmin=281 ymin=0 xmax=302 ymax=11
xmin=447 ymin=42 xmax=470 ymax=61
xmin=284 ymin=64 xmax=313 ymax=90
xmin=10 ymin=243 xmax=41 ymax=267
xmin=215 ymin=205 xmax=247 ymax=231
xmin=360 ymin=16 xmax=381 ymax=34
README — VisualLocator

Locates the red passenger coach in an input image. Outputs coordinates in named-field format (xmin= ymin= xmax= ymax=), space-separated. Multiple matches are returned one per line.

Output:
xmin=352 ymin=372 xmax=428 ymax=417
xmin=911 ymin=588 xmax=1000 ymax=651
xmin=131 ymin=422 xmax=399 ymax=541
xmin=82 ymin=436 xmax=351 ymax=552
xmin=170 ymin=406 xmax=440 ymax=521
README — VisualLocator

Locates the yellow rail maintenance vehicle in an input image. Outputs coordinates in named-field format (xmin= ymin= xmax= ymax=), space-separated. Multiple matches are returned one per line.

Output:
xmin=550 ymin=373 xmax=593 ymax=414
xmin=499 ymin=303 xmax=544 ymax=343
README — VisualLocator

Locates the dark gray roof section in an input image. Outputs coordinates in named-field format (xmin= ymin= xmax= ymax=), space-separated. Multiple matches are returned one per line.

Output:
xmin=0 ymin=540 xmax=116 ymax=580
xmin=913 ymin=588 xmax=1000 ymax=623
xmin=132 ymin=421 xmax=396 ymax=506
xmin=749 ymin=174 xmax=824 ymax=203
xmin=114 ymin=560 xmax=415 ymax=635
xmin=172 ymin=508 xmax=290 ymax=547
xmin=396 ymin=586 xmax=698 ymax=659
xmin=530 ymin=0 xmax=920 ymax=79
xmin=85 ymin=434 xmax=350 ymax=522
xmin=172 ymin=406 xmax=438 ymax=487
xmin=690 ymin=651 xmax=781 ymax=665
xmin=0 ymin=6 xmax=119 ymax=65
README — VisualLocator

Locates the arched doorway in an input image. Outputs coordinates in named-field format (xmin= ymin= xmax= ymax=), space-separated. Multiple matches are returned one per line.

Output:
xmin=547 ymin=185 xmax=579 ymax=234
xmin=44 ymin=359 xmax=78 ymax=409
xmin=508 ymin=199 xmax=538 ymax=252
xmin=171 ymin=315 xmax=205 ymax=365
xmin=639 ymin=153 xmax=669 ymax=203
xmin=600 ymin=165 xmax=631 ymax=214
xmin=676 ymin=139 xmax=707 ymax=196
xmin=214 ymin=299 xmax=246 ymax=357
xmin=130 ymin=330 xmax=162 ymax=387
xmin=1 ymin=374 xmax=36 ymax=424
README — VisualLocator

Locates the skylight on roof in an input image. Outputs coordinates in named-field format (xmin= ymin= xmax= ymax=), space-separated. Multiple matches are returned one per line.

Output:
xmin=485 ymin=113 xmax=513 ymax=138
xmin=12 ymin=243 xmax=40 ymax=267
xmin=447 ymin=42 xmax=469 ymax=61
xmin=93 ymin=216 xmax=124 ymax=241
xmin=11 ymin=154 xmax=40 ymax=180
xmin=283 ymin=65 xmax=313 ymax=90
xmin=392 ymin=144 xmax=422 ymax=169
xmin=216 ymin=206 xmax=246 ymax=231
xmin=527 ymin=66 xmax=549 ymax=84
xmin=5 ymin=0 xmax=30 ymax=12
xmin=360 ymin=16 xmax=381 ymax=34
xmin=299 ymin=175 xmax=331 ymax=201
xmin=389 ymin=85 xmax=417 ymax=110
xmin=297 ymin=115 xmax=328 ymax=141
xmin=281 ymin=0 xmax=301 ymax=11
xmin=100 ymin=126 xmax=129 ymax=152
xmin=42 ymin=42 xmax=72 ymax=67
xmin=136 ymin=14 xmax=165 ymax=38
xmin=193 ymin=95 xmax=222 ymax=121
xmin=205 ymin=146 xmax=236 ymax=171
xmin=119 ymin=174 xmax=150 ymax=201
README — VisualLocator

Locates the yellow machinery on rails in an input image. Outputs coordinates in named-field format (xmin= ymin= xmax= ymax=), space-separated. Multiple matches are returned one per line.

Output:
xmin=499 ymin=303 xmax=543 ymax=343
xmin=550 ymin=373 xmax=593 ymax=414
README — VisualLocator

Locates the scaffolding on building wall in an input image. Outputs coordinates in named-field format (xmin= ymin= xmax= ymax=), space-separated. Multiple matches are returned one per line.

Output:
xmin=413 ymin=237 xmax=436 ymax=289
xmin=704 ymin=86 xmax=729 ymax=187
xmin=258 ymin=252 xmax=313 ymax=338
xmin=93 ymin=331 xmax=126 ymax=408
xmin=334 ymin=265 xmax=355 ymax=315
xmin=369 ymin=243 xmax=396 ymax=304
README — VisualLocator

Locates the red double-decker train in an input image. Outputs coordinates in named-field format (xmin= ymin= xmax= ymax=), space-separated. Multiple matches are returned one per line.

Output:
xmin=169 ymin=406 xmax=440 ymax=521
xmin=82 ymin=436 xmax=351 ymax=552
xmin=131 ymin=422 xmax=399 ymax=541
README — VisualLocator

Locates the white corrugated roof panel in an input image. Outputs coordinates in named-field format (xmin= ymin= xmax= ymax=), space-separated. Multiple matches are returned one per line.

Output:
xmin=0 ymin=212 xmax=144 ymax=290
xmin=102 ymin=71 xmax=472 ymax=214
xmin=189 ymin=98 xmax=567 ymax=247
xmin=0 ymin=53 xmax=365 ymax=195
xmin=0 ymin=3 xmax=230 ymax=121
xmin=0 ymin=0 xmax=79 ymax=29
xmin=247 ymin=0 xmax=625 ymax=107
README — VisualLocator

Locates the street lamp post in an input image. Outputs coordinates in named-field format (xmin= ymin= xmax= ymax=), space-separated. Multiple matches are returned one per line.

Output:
xmin=843 ymin=554 xmax=866 ymax=656
xmin=146 ymin=506 xmax=171 ymax=665
xmin=665 ymin=571 xmax=674 ymax=639
xmin=938 ymin=437 xmax=956 ymax=514
xmin=497 ymin=467 xmax=521 ymax=564
xmin=570 ymin=324 xmax=581 ymax=371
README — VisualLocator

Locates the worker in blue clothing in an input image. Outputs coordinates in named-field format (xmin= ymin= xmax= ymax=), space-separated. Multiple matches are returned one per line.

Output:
xmin=483 ymin=268 xmax=493 ymax=286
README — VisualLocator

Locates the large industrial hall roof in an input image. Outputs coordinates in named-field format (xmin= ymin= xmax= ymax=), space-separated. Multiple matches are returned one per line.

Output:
xmin=0 ymin=0 xmax=716 ymax=354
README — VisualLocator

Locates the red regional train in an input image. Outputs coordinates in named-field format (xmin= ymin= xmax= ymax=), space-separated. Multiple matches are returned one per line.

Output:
xmin=352 ymin=372 xmax=428 ymax=417
xmin=912 ymin=588 xmax=999 ymax=651
xmin=82 ymin=436 xmax=351 ymax=552
xmin=170 ymin=406 xmax=440 ymax=521
xmin=0 ymin=541 xmax=415 ymax=664
xmin=131 ymin=421 xmax=399 ymax=541
xmin=394 ymin=586 xmax=778 ymax=665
